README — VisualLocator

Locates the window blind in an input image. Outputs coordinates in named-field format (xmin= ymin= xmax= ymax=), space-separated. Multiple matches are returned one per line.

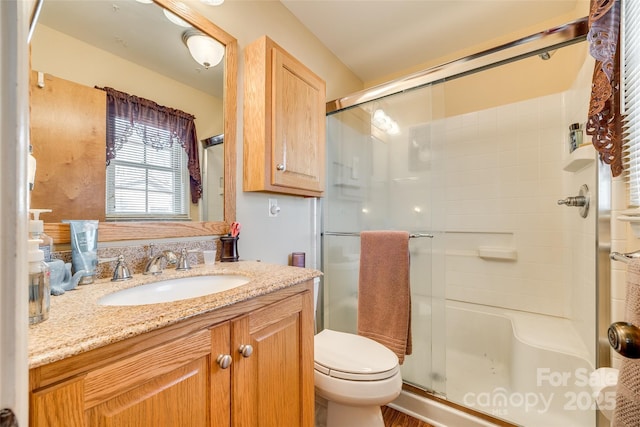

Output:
xmin=623 ymin=0 xmax=640 ymax=205
xmin=106 ymin=118 xmax=188 ymax=220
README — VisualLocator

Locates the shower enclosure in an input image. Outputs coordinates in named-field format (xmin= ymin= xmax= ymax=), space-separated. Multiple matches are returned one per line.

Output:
xmin=319 ymin=18 xmax=609 ymax=427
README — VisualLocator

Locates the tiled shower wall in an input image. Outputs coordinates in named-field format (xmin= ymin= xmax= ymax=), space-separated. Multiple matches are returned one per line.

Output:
xmin=430 ymin=91 xmax=593 ymax=317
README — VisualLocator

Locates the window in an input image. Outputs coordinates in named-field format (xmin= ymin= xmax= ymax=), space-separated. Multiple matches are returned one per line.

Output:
xmin=106 ymin=119 xmax=188 ymax=220
xmin=101 ymin=86 xmax=202 ymax=220
xmin=623 ymin=0 xmax=640 ymax=205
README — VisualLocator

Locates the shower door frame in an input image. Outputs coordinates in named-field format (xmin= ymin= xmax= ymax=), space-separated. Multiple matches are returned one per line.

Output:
xmin=322 ymin=15 xmax=613 ymax=426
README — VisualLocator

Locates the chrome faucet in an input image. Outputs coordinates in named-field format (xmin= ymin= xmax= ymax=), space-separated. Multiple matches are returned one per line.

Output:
xmin=143 ymin=250 xmax=178 ymax=275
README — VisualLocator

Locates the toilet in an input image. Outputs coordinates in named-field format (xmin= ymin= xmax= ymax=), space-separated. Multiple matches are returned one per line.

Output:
xmin=314 ymin=328 xmax=403 ymax=427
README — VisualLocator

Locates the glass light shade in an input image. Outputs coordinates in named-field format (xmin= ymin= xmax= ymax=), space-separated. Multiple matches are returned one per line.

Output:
xmin=163 ymin=9 xmax=191 ymax=27
xmin=183 ymin=31 xmax=224 ymax=69
xmin=200 ymin=0 xmax=224 ymax=5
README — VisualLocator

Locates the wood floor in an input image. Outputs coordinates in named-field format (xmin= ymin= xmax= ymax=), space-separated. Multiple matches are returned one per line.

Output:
xmin=382 ymin=406 xmax=435 ymax=427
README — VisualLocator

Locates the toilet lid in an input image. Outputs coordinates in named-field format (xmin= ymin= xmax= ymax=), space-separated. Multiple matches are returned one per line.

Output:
xmin=314 ymin=329 xmax=399 ymax=381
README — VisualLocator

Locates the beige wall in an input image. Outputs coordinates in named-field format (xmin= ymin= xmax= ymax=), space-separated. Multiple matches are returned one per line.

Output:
xmin=443 ymin=42 xmax=588 ymax=117
xmin=31 ymin=25 xmax=223 ymax=140
xmin=185 ymin=0 xmax=364 ymax=101
xmin=184 ymin=0 xmax=364 ymax=266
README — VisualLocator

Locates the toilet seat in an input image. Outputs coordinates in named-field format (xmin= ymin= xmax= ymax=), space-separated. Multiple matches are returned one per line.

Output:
xmin=314 ymin=329 xmax=399 ymax=381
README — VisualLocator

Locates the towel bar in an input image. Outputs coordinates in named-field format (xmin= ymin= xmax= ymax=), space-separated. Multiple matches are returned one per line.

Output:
xmin=322 ymin=231 xmax=434 ymax=239
xmin=610 ymin=250 xmax=640 ymax=263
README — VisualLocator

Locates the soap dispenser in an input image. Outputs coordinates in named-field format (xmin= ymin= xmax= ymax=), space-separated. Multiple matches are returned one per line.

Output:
xmin=29 ymin=209 xmax=53 ymax=262
xmin=28 ymin=239 xmax=50 ymax=324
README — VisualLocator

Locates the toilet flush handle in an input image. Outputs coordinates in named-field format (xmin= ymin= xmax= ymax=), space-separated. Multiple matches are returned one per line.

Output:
xmin=238 ymin=344 xmax=253 ymax=358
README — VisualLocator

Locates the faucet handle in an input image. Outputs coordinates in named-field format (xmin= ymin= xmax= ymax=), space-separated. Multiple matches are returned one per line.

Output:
xmin=98 ymin=255 xmax=133 ymax=281
xmin=111 ymin=255 xmax=133 ymax=282
xmin=176 ymin=248 xmax=192 ymax=271
xmin=175 ymin=248 xmax=202 ymax=271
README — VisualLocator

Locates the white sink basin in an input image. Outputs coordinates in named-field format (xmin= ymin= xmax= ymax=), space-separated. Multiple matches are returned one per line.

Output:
xmin=98 ymin=274 xmax=250 ymax=306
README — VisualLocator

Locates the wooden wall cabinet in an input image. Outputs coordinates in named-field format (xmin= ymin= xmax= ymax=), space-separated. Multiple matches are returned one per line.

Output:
xmin=243 ymin=36 xmax=326 ymax=197
xmin=30 ymin=284 xmax=314 ymax=427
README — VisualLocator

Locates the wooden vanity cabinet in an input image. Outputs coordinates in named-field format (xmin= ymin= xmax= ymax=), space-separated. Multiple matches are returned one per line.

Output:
xmin=243 ymin=35 xmax=326 ymax=197
xmin=29 ymin=282 xmax=314 ymax=427
xmin=232 ymin=290 xmax=314 ymax=426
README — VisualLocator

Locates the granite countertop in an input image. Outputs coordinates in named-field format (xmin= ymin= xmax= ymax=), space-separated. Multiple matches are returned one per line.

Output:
xmin=28 ymin=261 xmax=322 ymax=369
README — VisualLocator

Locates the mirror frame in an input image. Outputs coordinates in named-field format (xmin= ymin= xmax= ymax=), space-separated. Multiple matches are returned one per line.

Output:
xmin=43 ymin=0 xmax=237 ymax=243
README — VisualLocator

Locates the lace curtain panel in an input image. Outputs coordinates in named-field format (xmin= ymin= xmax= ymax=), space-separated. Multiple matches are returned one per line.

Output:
xmin=101 ymin=86 xmax=203 ymax=203
xmin=587 ymin=0 xmax=622 ymax=177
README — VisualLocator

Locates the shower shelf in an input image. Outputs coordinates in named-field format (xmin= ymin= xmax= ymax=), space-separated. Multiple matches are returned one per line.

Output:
xmin=477 ymin=246 xmax=517 ymax=261
xmin=445 ymin=247 xmax=517 ymax=261
xmin=563 ymin=144 xmax=596 ymax=172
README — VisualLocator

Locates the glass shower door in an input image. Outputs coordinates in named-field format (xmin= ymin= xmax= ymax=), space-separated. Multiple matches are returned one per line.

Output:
xmin=322 ymin=83 xmax=447 ymax=396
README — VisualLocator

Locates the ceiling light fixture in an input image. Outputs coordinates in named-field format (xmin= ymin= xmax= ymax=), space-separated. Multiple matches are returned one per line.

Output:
xmin=163 ymin=9 xmax=191 ymax=27
xmin=199 ymin=0 xmax=225 ymax=5
xmin=182 ymin=30 xmax=225 ymax=69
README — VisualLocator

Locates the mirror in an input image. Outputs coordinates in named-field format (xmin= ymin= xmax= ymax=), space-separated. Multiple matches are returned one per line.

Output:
xmin=31 ymin=0 xmax=237 ymax=243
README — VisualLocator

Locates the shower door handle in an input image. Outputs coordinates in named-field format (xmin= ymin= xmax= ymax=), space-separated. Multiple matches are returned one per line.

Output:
xmin=608 ymin=322 xmax=640 ymax=359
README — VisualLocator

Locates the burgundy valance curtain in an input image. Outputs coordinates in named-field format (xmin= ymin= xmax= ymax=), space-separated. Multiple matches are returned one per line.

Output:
xmin=586 ymin=0 xmax=622 ymax=177
xmin=100 ymin=86 xmax=203 ymax=203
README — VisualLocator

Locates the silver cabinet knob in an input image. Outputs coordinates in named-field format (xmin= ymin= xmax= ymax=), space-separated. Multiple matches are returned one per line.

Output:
xmin=276 ymin=164 xmax=285 ymax=171
xmin=238 ymin=344 xmax=253 ymax=358
xmin=608 ymin=322 xmax=640 ymax=359
xmin=216 ymin=354 xmax=232 ymax=369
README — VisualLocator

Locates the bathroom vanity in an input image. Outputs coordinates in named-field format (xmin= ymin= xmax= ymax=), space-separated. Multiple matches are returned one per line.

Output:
xmin=28 ymin=261 xmax=319 ymax=427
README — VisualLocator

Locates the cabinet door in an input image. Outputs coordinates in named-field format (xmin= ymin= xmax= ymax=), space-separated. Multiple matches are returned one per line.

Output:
xmin=211 ymin=322 xmax=232 ymax=426
xmin=272 ymin=48 xmax=326 ymax=194
xmin=30 ymin=376 xmax=85 ymax=427
xmin=231 ymin=291 xmax=314 ymax=427
xmin=84 ymin=329 xmax=212 ymax=427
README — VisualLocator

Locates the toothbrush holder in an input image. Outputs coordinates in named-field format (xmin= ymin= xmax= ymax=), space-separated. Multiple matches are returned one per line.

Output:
xmin=220 ymin=236 xmax=239 ymax=262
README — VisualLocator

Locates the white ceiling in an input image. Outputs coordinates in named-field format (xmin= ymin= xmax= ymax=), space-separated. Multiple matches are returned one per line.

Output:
xmin=34 ymin=0 xmax=582 ymax=97
xmin=280 ymin=0 xmax=582 ymax=84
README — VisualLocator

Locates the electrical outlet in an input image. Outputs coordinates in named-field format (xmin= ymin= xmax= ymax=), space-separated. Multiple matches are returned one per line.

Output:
xmin=268 ymin=198 xmax=280 ymax=217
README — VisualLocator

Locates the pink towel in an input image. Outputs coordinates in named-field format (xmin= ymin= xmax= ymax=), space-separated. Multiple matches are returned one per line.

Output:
xmin=613 ymin=260 xmax=640 ymax=426
xmin=357 ymin=230 xmax=412 ymax=364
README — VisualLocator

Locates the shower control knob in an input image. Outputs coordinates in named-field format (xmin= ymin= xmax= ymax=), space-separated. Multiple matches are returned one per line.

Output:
xmin=608 ymin=322 xmax=640 ymax=359
xmin=557 ymin=196 xmax=587 ymax=207
xmin=557 ymin=184 xmax=590 ymax=218
xmin=216 ymin=354 xmax=232 ymax=369
xmin=238 ymin=344 xmax=253 ymax=358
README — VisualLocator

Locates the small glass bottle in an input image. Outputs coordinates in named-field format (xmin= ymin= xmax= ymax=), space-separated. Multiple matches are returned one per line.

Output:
xmin=568 ymin=123 xmax=583 ymax=153
xmin=29 ymin=239 xmax=50 ymax=325
xmin=29 ymin=209 xmax=54 ymax=262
